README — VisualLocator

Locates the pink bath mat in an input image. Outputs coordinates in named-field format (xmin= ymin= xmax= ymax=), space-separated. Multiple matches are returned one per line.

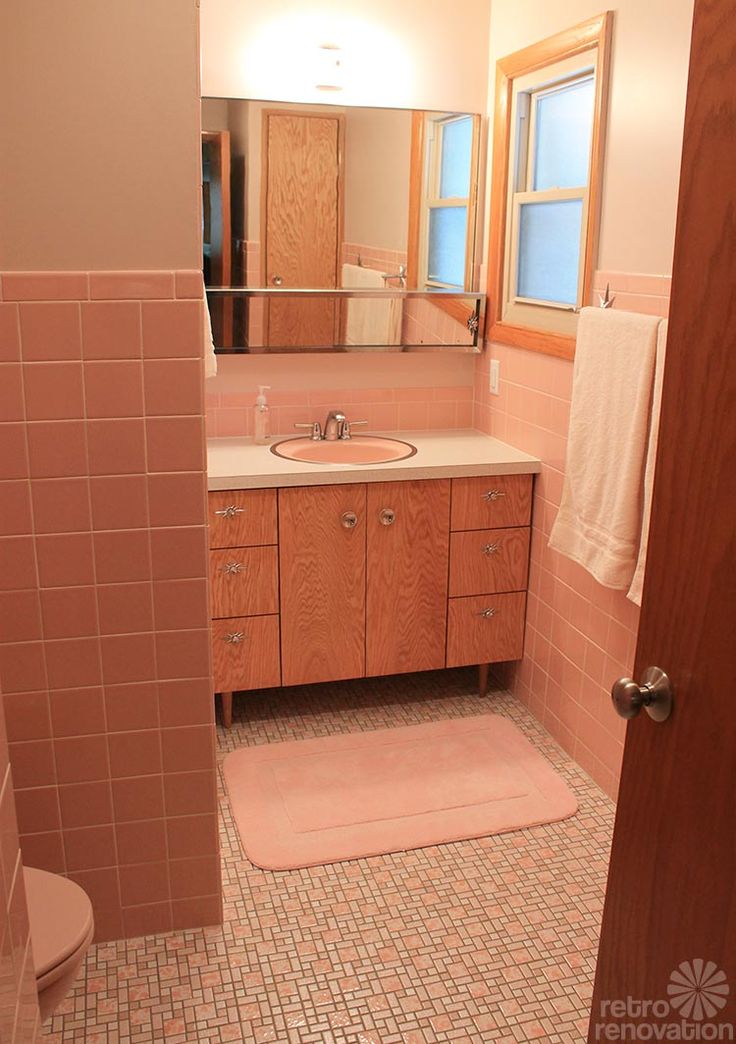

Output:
xmin=223 ymin=715 xmax=578 ymax=870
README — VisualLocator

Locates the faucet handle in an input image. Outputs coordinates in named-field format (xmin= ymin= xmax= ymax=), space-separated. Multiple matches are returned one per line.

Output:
xmin=341 ymin=419 xmax=368 ymax=440
xmin=294 ymin=421 xmax=322 ymax=441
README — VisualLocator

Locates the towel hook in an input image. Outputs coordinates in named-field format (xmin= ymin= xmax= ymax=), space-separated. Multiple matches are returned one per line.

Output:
xmin=599 ymin=283 xmax=615 ymax=309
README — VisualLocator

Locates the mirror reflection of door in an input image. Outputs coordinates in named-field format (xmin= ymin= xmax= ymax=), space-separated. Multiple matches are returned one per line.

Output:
xmin=201 ymin=130 xmax=233 ymax=347
xmin=262 ymin=111 xmax=344 ymax=349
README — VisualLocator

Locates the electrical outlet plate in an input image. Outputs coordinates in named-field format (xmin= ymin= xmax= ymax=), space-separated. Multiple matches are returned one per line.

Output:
xmin=489 ymin=358 xmax=500 ymax=395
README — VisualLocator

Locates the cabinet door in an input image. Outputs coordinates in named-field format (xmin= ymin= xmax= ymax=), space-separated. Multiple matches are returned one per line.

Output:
xmin=366 ymin=479 xmax=450 ymax=676
xmin=279 ymin=484 xmax=366 ymax=686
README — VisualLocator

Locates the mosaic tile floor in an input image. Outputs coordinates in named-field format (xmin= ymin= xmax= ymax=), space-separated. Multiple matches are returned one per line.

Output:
xmin=44 ymin=668 xmax=615 ymax=1043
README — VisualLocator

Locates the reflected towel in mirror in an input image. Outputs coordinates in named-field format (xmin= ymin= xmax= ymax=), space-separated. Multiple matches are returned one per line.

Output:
xmin=341 ymin=263 xmax=402 ymax=347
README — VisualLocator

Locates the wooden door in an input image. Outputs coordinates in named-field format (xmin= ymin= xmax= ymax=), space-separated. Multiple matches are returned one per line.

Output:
xmin=366 ymin=480 xmax=450 ymax=676
xmin=263 ymin=111 xmax=342 ymax=347
xmin=279 ymin=484 xmax=366 ymax=686
xmin=202 ymin=130 xmax=233 ymax=347
xmin=589 ymin=2 xmax=736 ymax=1037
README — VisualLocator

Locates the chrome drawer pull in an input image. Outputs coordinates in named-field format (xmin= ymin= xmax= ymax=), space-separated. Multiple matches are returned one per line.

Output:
xmin=214 ymin=505 xmax=244 ymax=519
xmin=222 ymin=631 xmax=245 ymax=644
xmin=482 ymin=490 xmax=506 ymax=502
xmin=482 ymin=542 xmax=501 ymax=556
xmin=475 ymin=607 xmax=497 ymax=619
xmin=220 ymin=561 xmax=244 ymax=575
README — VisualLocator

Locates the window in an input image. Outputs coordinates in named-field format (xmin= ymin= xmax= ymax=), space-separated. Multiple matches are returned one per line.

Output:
xmin=488 ymin=14 xmax=612 ymax=356
xmin=408 ymin=112 xmax=480 ymax=293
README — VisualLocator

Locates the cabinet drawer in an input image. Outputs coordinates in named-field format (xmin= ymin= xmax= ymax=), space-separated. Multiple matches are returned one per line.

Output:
xmin=208 ymin=489 xmax=277 ymax=548
xmin=449 ymin=527 xmax=530 ymax=597
xmin=212 ymin=614 xmax=281 ymax=692
xmin=446 ymin=592 xmax=525 ymax=667
xmin=209 ymin=547 xmax=279 ymax=619
xmin=450 ymin=475 xmax=532 ymax=531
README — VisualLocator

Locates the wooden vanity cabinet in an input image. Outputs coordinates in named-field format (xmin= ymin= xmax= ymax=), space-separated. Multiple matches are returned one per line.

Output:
xmin=279 ymin=484 xmax=366 ymax=686
xmin=209 ymin=471 xmax=533 ymax=723
xmin=365 ymin=480 xmax=450 ymax=677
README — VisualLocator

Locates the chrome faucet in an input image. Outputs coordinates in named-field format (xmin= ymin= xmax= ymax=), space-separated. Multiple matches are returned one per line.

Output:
xmin=293 ymin=411 xmax=368 ymax=441
xmin=323 ymin=410 xmax=347 ymax=441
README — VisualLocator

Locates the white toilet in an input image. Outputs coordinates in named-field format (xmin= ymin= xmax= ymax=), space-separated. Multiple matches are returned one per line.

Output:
xmin=23 ymin=867 xmax=94 ymax=1021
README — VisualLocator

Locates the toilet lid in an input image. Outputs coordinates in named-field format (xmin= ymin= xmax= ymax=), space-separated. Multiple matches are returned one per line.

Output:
xmin=24 ymin=867 xmax=94 ymax=978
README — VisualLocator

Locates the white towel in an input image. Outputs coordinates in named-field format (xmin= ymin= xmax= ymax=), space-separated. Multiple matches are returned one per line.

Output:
xmin=342 ymin=263 xmax=402 ymax=347
xmin=627 ymin=319 xmax=668 ymax=605
xmin=202 ymin=276 xmax=217 ymax=378
xmin=548 ymin=307 xmax=663 ymax=590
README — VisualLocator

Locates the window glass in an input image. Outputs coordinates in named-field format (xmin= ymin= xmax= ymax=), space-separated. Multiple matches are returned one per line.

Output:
xmin=428 ymin=206 xmax=468 ymax=287
xmin=532 ymin=77 xmax=595 ymax=191
xmin=517 ymin=198 xmax=583 ymax=305
xmin=439 ymin=117 xmax=473 ymax=199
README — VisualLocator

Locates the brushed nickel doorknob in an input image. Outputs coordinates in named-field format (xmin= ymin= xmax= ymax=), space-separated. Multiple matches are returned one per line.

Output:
xmin=379 ymin=508 xmax=395 ymax=526
xmin=341 ymin=511 xmax=358 ymax=529
xmin=611 ymin=667 xmax=673 ymax=722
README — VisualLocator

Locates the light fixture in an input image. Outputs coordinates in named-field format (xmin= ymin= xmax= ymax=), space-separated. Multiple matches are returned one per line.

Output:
xmin=315 ymin=43 xmax=344 ymax=92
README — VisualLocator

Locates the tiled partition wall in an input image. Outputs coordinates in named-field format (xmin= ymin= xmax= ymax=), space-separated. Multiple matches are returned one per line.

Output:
xmin=0 ymin=270 xmax=220 ymax=942
xmin=475 ymin=273 xmax=670 ymax=798
xmin=0 ymin=673 xmax=40 ymax=1042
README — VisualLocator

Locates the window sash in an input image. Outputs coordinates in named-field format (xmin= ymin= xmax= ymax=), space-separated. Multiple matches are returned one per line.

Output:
xmin=502 ymin=55 xmax=597 ymax=327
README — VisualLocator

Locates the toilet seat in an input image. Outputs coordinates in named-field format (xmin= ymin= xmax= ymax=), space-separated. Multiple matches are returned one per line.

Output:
xmin=24 ymin=867 xmax=94 ymax=990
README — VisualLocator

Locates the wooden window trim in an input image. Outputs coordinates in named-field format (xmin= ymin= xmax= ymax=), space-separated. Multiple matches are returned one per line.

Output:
xmin=486 ymin=12 xmax=613 ymax=360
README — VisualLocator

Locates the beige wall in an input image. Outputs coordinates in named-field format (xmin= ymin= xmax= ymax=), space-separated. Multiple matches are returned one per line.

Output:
xmin=486 ymin=0 xmax=694 ymax=275
xmin=0 ymin=0 xmax=202 ymax=271
xmin=200 ymin=0 xmax=491 ymax=113
xmin=344 ymin=107 xmax=412 ymax=251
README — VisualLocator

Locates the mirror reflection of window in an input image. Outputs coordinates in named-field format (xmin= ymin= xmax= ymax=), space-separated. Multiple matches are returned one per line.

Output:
xmin=410 ymin=112 xmax=480 ymax=293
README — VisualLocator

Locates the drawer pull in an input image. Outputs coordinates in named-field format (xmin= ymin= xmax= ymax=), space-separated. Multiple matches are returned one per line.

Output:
xmin=482 ymin=489 xmax=506 ymax=502
xmin=214 ymin=505 xmax=245 ymax=519
xmin=379 ymin=508 xmax=396 ymax=526
xmin=341 ymin=511 xmax=358 ymax=529
xmin=482 ymin=542 xmax=501 ymax=556
xmin=475 ymin=607 xmax=497 ymax=619
xmin=222 ymin=631 xmax=246 ymax=644
xmin=220 ymin=561 xmax=245 ymax=575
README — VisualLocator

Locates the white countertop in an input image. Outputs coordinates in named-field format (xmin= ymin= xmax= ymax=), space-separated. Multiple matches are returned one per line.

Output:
xmin=207 ymin=429 xmax=541 ymax=490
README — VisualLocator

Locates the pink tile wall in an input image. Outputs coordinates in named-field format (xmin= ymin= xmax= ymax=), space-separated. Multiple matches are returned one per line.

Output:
xmin=475 ymin=272 xmax=670 ymax=798
xmin=0 ymin=676 xmax=41 ymax=1042
xmin=206 ymin=385 xmax=474 ymax=439
xmin=0 ymin=269 xmax=220 ymax=942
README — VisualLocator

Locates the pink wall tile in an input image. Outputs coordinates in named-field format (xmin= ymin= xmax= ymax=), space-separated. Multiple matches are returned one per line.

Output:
xmin=81 ymin=301 xmax=142 ymax=360
xmin=19 ymin=302 xmax=81 ymax=360
xmin=0 ymin=269 xmax=219 ymax=946
xmin=89 ymin=272 xmax=174 ymax=300
xmin=1 ymin=272 xmax=89 ymax=301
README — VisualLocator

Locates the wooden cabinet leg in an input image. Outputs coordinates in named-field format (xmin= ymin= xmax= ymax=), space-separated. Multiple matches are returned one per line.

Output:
xmin=478 ymin=663 xmax=490 ymax=698
xmin=220 ymin=691 xmax=233 ymax=728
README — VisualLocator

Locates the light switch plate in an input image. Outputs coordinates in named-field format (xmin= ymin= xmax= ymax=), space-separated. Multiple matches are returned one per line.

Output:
xmin=489 ymin=358 xmax=500 ymax=395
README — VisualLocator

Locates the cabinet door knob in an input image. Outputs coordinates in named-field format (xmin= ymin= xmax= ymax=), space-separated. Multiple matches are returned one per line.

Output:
xmin=475 ymin=607 xmax=497 ymax=619
xmin=341 ymin=511 xmax=358 ymax=529
xmin=220 ymin=561 xmax=244 ymax=575
xmin=222 ymin=631 xmax=246 ymax=644
xmin=214 ymin=505 xmax=244 ymax=519
xmin=482 ymin=542 xmax=501 ymax=555
xmin=379 ymin=508 xmax=396 ymax=526
xmin=482 ymin=489 xmax=506 ymax=502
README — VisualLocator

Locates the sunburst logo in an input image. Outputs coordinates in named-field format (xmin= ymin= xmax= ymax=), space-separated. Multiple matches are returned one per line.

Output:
xmin=667 ymin=960 xmax=730 ymax=1022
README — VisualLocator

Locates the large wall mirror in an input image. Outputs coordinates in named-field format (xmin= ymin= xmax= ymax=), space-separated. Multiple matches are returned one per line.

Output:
xmin=202 ymin=98 xmax=485 ymax=353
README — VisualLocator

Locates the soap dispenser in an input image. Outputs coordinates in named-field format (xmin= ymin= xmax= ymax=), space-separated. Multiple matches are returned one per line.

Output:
xmin=254 ymin=385 xmax=271 ymax=444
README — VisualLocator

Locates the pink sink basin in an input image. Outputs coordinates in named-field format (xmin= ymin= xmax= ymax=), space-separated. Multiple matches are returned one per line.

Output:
xmin=271 ymin=435 xmax=417 ymax=465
